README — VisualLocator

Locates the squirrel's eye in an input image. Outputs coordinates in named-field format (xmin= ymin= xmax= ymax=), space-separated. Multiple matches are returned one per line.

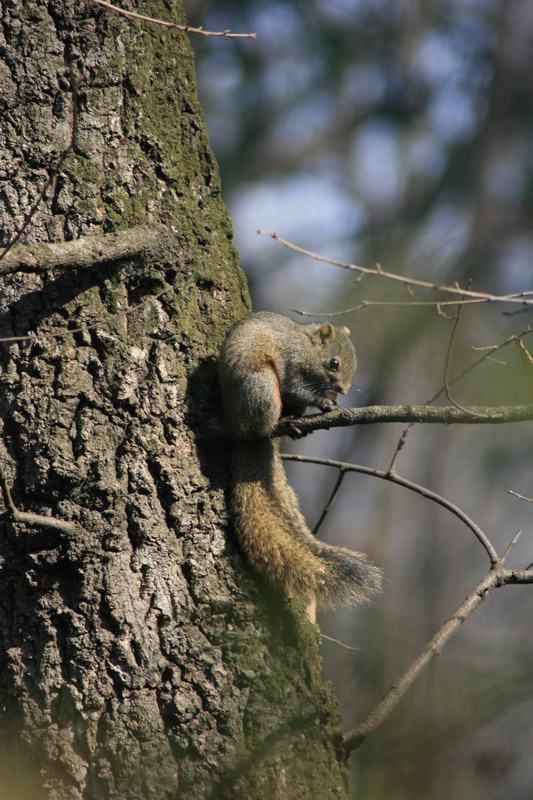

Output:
xmin=329 ymin=358 xmax=339 ymax=371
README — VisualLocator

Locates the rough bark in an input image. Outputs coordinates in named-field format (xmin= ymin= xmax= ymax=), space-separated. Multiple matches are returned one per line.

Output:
xmin=0 ymin=2 xmax=349 ymax=798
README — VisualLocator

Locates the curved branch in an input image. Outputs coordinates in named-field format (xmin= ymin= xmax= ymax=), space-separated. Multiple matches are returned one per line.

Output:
xmin=282 ymin=453 xmax=533 ymax=753
xmin=281 ymin=454 xmax=499 ymax=563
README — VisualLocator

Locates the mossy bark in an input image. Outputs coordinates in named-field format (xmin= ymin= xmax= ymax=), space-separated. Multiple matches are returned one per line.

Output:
xmin=0 ymin=1 xmax=349 ymax=797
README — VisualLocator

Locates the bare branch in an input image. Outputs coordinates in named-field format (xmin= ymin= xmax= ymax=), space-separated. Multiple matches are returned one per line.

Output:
xmin=343 ymin=564 xmax=533 ymax=754
xmin=258 ymin=230 xmax=533 ymax=308
xmin=1 ymin=510 xmax=78 ymax=535
xmin=275 ymin=403 xmax=533 ymax=438
xmin=388 ymin=422 xmax=414 ymax=474
xmin=283 ymin=437 xmax=533 ymax=753
xmin=0 ymin=224 xmax=170 ymax=276
xmin=441 ymin=294 xmax=488 ymax=418
xmin=388 ymin=326 xmax=533 ymax=472
xmin=312 ymin=467 xmax=347 ymax=534
xmin=92 ymin=0 xmax=258 ymax=38
xmin=0 ymin=66 xmax=79 ymax=264
xmin=501 ymin=530 xmax=523 ymax=562
xmin=0 ymin=287 xmax=171 ymax=344
xmin=443 ymin=291 xmax=467 ymax=404
xmin=292 ymin=297 xmax=512 ymax=315
xmin=0 ymin=460 xmax=77 ymax=535
xmin=320 ymin=634 xmax=360 ymax=652
xmin=281 ymin=454 xmax=499 ymax=563
xmin=515 ymin=338 xmax=533 ymax=401
xmin=508 ymin=489 xmax=533 ymax=503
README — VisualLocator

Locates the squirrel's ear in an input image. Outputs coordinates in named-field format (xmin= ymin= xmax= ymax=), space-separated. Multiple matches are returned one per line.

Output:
xmin=315 ymin=323 xmax=336 ymax=344
xmin=340 ymin=326 xmax=351 ymax=337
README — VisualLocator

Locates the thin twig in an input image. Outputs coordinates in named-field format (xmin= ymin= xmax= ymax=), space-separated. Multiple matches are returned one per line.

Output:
xmin=442 ymin=287 xmax=486 ymax=418
xmin=388 ymin=327 xmax=533 ymax=472
xmin=0 ymin=68 xmax=79 ymax=264
xmin=259 ymin=230 xmax=533 ymax=308
xmin=320 ymin=633 xmax=360 ymax=652
xmin=431 ymin=328 xmax=532 ymax=405
xmin=0 ymin=460 xmax=77 ymax=535
xmin=292 ymin=296 xmax=517 ymax=315
xmin=389 ymin=296 xmax=470 ymax=476
xmin=0 ymin=288 xmax=171 ymax=344
xmin=443 ymin=291 xmax=464 ymax=405
xmin=312 ymin=467 xmax=347 ymax=534
xmin=501 ymin=530 xmax=523 ymax=562
xmin=92 ymin=0 xmax=257 ymax=38
xmin=507 ymin=490 xmax=533 ymax=503
xmin=515 ymin=338 xmax=533 ymax=401
xmin=388 ymin=422 xmax=415 ymax=475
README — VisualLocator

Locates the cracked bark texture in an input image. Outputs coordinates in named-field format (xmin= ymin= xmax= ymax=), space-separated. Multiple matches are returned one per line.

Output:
xmin=0 ymin=2 xmax=349 ymax=798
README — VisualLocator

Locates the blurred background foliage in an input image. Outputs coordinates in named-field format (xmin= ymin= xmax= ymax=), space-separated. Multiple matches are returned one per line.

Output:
xmin=184 ymin=1 xmax=533 ymax=797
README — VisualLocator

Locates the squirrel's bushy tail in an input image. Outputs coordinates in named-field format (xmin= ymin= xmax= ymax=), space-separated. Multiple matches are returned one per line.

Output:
xmin=230 ymin=440 xmax=382 ymax=609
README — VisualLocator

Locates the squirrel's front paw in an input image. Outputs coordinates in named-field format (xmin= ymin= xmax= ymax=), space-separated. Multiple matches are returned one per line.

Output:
xmin=318 ymin=398 xmax=338 ymax=413
xmin=285 ymin=421 xmax=307 ymax=440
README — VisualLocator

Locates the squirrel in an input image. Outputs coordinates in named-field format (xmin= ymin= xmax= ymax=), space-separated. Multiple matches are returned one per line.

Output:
xmin=218 ymin=311 xmax=383 ymax=622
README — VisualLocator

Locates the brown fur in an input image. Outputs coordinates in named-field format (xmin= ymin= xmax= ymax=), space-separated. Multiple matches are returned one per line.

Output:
xmin=219 ymin=312 xmax=383 ymax=612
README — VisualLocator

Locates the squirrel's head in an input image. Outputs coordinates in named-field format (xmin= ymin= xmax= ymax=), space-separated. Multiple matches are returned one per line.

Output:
xmin=309 ymin=322 xmax=357 ymax=398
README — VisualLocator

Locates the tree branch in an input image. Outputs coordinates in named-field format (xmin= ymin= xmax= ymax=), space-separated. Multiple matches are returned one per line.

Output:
xmin=312 ymin=467 xmax=347 ymax=535
xmin=342 ymin=563 xmax=533 ymax=754
xmin=0 ymin=288 xmax=171 ymax=344
xmin=0 ymin=459 xmax=77 ymax=535
xmin=281 ymin=449 xmax=533 ymax=753
xmin=275 ymin=403 xmax=533 ymax=437
xmin=281 ymin=454 xmax=498 ymax=562
xmin=0 ymin=224 xmax=170 ymax=275
xmin=92 ymin=0 xmax=258 ymax=38
xmin=258 ymin=230 xmax=533 ymax=308
xmin=388 ymin=326 xmax=533 ymax=473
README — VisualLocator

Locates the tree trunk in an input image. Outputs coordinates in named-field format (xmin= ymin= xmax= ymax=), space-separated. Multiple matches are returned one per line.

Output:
xmin=0 ymin=2 xmax=349 ymax=798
